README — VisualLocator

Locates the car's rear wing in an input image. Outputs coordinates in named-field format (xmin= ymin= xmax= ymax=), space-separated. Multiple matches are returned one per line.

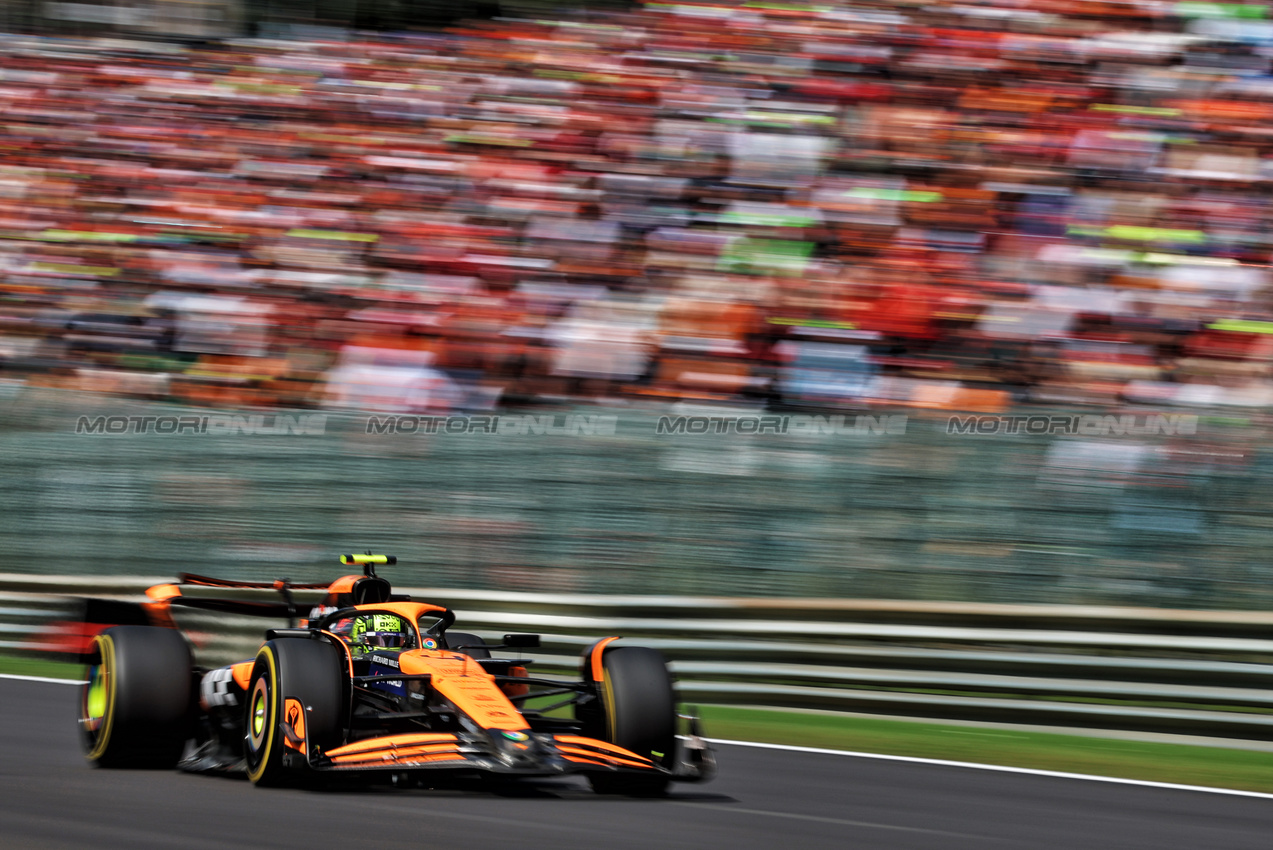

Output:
xmin=178 ymin=573 xmax=334 ymax=591
xmin=55 ymin=577 xmax=316 ymax=661
xmin=47 ymin=555 xmax=406 ymax=661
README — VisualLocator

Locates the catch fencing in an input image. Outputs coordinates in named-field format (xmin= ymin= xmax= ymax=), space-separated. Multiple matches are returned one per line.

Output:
xmin=1 ymin=388 xmax=1270 ymax=609
xmin=7 ymin=574 xmax=1273 ymax=740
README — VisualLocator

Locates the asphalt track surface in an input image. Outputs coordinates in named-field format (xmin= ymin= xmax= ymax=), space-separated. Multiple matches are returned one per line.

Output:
xmin=2 ymin=678 xmax=1271 ymax=850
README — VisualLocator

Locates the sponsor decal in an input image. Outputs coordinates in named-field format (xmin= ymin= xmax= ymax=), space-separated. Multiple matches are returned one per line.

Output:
xmin=199 ymin=667 xmax=240 ymax=710
xmin=422 ymin=637 xmax=439 ymax=650
xmin=368 ymin=654 xmax=406 ymax=695
xmin=283 ymin=698 xmax=306 ymax=751
xmin=500 ymin=730 xmax=530 ymax=742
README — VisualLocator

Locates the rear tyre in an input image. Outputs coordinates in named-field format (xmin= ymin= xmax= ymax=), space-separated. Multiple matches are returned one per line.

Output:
xmin=443 ymin=631 xmax=490 ymax=659
xmin=80 ymin=626 xmax=193 ymax=768
xmin=244 ymin=638 xmax=344 ymax=787
xmin=582 ymin=646 xmax=675 ymax=796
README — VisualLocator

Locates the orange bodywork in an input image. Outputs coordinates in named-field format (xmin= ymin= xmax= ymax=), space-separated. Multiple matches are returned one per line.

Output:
xmin=502 ymin=665 xmax=529 ymax=699
xmin=393 ymin=650 xmax=530 ymax=731
xmin=350 ymin=600 xmax=450 ymax=626
xmin=552 ymin=735 xmax=655 ymax=769
xmin=588 ymin=636 xmax=621 ymax=683
xmin=325 ymin=575 xmax=359 ymax=597
xmin=554 ymin=736 xmax=651 ymax=761
xmin=557 ymin=747 xmax=651 ymax=770
xmin=230 ymin=660 xmax=254 ymax=691
xmin=283 ymin=698 xmax=306 ymax=751
xmin=325 ymin=733 xmax=465 ymax=768
xmin=326 ymin=733 xmax=459 ymax=757
xmin=332 ymin=751 xmax=466 ymax=768
xmin=140 ymin=583 xmax=182 ymax=630
xmin=144 ymin=583 xmax=182 ymax=603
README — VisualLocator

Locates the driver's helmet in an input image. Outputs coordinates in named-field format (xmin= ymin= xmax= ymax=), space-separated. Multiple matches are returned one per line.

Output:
xmin=347 ymin=613 xmax=411 ymax=656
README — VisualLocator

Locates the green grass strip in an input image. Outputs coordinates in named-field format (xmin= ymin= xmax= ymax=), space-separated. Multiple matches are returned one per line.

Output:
xmin=697 ymin=705 xmax=1273 ymax=794
xmin=0 ymin=653 xmax=83 ymax=681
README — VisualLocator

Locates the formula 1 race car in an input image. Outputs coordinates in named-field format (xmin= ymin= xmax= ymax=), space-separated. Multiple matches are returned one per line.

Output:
xmin=76 ymin=555 xmax=714 ymax=794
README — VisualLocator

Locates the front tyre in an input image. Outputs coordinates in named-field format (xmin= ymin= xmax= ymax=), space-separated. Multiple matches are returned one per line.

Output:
xmin=80 ymin=626 xmax=193 ymax=768
xmin=244 ymin=638 xmax=343 ymax=787
xmin=583 ymin=646 xmax=676 ymax=796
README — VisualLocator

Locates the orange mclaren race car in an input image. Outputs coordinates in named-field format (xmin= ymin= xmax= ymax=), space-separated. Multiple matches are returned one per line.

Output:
xmin=76 ymin=555 xmax=714 ymax=794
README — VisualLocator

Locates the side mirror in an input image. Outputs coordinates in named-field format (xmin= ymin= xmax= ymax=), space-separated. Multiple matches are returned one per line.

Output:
xmin=503 ymin=633 xmax=540 ymax=649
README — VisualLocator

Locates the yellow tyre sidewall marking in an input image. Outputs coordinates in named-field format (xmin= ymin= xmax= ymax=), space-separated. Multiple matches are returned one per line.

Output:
xmin=602 ymin=668 xmax=618 ymax=744
xmin=85 ymin=634 xmax=117 ymax=762
xmin=246 ymin=647 xmax=278 ymax=784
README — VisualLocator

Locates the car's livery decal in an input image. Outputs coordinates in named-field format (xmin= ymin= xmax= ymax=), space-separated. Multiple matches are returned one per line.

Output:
xmin=199 ymin=667 xmax=240 ymax=710
xmin=282 ymin=698 xmax=306 ymax=751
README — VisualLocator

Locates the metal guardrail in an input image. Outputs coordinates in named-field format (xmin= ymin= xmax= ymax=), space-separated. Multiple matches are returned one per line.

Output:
xmin=7 ymin=574 xmax=1273 ymax=740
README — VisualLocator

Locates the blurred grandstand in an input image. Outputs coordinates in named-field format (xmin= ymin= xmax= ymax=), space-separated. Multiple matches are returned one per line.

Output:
xmin=1 ymin=2 xmax=1273 ymax=411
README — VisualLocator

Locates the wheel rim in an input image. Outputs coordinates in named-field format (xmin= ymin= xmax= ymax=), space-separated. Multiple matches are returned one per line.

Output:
xmin=82 ymin=665 xmax=107 ymax=731
xmin=252 ymin=692 xmax=265 ymax=737
xmin=247 ymin=676 xmax=270 ymax=753
xmin=82 ymin=635 xmax=116 ymax=760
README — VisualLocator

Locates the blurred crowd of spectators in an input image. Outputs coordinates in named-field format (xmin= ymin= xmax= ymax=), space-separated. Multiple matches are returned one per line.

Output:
xmin=4 ymin=1 xmax=1273 ymax=413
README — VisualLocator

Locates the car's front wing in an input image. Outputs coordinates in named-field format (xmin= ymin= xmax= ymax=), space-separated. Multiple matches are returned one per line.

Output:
xmin=300 ymin=729 xmax=713 ymax=782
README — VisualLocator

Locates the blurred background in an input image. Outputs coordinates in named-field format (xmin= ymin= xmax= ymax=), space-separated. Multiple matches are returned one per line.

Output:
xmin=1 ymin=0 xmax=1273 ymax=609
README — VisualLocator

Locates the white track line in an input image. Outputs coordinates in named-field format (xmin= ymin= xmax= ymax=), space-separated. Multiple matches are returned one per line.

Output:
xmin=5 ymin=675 xmax=1269 ymax=800
xmin=0 ymin=673 xmax=84 ymax=685
xmin=708 ymin=738 xmax=1273 ymax=801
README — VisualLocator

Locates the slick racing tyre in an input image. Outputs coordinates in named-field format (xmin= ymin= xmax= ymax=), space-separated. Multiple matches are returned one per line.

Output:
xmin=581 ymin=646 xmax=676 ymax=796
xmin=81 ymin=626 xmax=194 ymax=768
xmin=442 ymin=631 xmax=491 ymax=659
xmin=244 ymin=637 xmax=344 ymax=787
